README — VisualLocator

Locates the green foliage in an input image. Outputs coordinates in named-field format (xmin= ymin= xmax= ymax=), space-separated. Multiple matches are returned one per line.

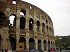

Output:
xmin=55 ymin=35 xmax=70 ymax=48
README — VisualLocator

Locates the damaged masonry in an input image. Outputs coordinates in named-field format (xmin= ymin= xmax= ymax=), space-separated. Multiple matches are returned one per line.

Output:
xmin=0 ymin=0 xmax=55 ymax=52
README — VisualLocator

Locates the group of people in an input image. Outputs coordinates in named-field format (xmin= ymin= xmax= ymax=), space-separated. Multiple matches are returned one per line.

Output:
xmin=49 ymin=48 xmax=55 ymax=52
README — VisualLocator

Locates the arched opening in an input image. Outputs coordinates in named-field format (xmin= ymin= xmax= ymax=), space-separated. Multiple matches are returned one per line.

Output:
xmin=44 ymin=40 xmax=47 ymax=51
xmin=48 ymin=41 xmax=50 ymax=51
xmin=29 ymin=38 xmax=35 ymax=50
xmin=36 ymin=21 xmax=40 ymax=31
xmin=19 ymin=37 xmax=26 ymax=50
xmin=46 ymin=20 xmax=48 ymax=24
xmin=51 ymin=41 xmax=53 ymax=48
xmin=30 ymin=5 xmax=32 ymax=9
xmin=9 ymin=35 xmax=16 ymax=50
xmin=29 ymin=18 xmax=34 ymax=31
xmin=0 ymin=11 xmax=5 ymax=19
xmin=9 ymin=14 xmax=16 ymax=26
xmin=20 ymin=9 xmax=26 ymax=16
xmin=20 ymin=17 xmax=26 ymax=29
xmin=0 ymin=35 xmax=2 ymax=49
xmin=42 ymin=23 xmax=45 ymax=33
xmin=38 ymin=40 xmax=41 ymax=51
xmin=46 ymin=26 xmax=48 ymax=33
xmin=12 ymin=0 xmax=16 ymax=4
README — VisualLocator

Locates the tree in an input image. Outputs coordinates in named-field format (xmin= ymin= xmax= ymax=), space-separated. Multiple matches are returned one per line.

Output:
xmin=55 ymin=35 xmax=70 ymax=49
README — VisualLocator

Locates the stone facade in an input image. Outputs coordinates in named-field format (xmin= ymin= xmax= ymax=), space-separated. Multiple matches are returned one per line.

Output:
xmin=0 ymin=0 xmax=55 ymax=52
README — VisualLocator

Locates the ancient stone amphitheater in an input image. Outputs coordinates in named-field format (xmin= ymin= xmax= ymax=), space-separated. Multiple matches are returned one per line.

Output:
xmin=0 ymin=0 xmax=55 ymax=52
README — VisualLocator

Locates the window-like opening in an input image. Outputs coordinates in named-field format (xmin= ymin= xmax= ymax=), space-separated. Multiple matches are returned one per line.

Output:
xmin=20 ymin=9 xmax=26 ymax=16
xmin=9 ymin=14 xmax=16 ymax=26
xmin=36 ymin=21 xmax=40 ymax=31
xmin=38 ymin=40 xmax=41 ymax=52
xmin=44 ymin=40 xmax=47 ymax=51
xmin=19 ymin=37 xmax=26 ymax=42
xmin=29 ymin=18 xmax=34 ymax=31
xmin=30 ymin=5 xmax=32 ymax=9
xmin=0 ymin=11 xmax=6 ymax=20
xmin=19 ymin=37 xmax=26 ymax=49
xmin=46 ymin=20 xmax=48 ymax=23
xmin=46 ymin=26 xmax=48 ymax=33
xmin=20 ymin=17 xmax=26 ymax=29
xmin=42 ymin=23 xmax=45 ymax=33
xmin=47 ymin=26 xmax=48 ymax=29
xmin=29 ymin=38 xmax=35 ymax=50
xmin=12 ymin=0 xmax=16 ymax=4
xmin=9 ymin=36 xmax=16 ymax=50
xmin=48 ymin=41 xmax=50 ymax=50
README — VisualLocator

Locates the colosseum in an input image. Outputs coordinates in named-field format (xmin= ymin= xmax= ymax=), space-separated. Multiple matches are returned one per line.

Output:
xmin=0 ymin=0 xmax=55 ymax=52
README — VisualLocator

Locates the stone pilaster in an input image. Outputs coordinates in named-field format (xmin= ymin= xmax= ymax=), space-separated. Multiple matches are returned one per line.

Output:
xmin=46 ymin=40 xmax=48 ymax=51
xmin=40 ymin=15 xmax=42 ymax=34
xmin=16 ymin=9 xmax=20 ymax=50
xmin=26 ymin=37 xmax=29 ymax=50
xmin=50 ymin=40 xmax=52 ymax=49
xmin=41 ymin=39 xmax=44 ymax=51
xmin=1 ymin=27 xmax=9 ymax=50
xmin=26 ymin=9 xmax=29 ymax=31
xmin=35 ymin=38 xmax=38 ymax=50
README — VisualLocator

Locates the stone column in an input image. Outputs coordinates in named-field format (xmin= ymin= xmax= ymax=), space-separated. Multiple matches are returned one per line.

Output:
xmin=50 ymin=40 xmax=52 ymax=49
xmin=41 ymin=39 xmax=44 ymax=51
xmin=35 ymin=38 xmax=38 ymax=50
xmin=16 ymin=9 xmax=20 ymax=50
xmin=26 ymin=37 xmax=29 ymax=51
xmin=46 ymin=40 xmax=48 ymax=51
xmin=26 ymin=9 xmax=29 ymax=31
xmin=1 ymin=27 xmax=9 ymax=50
xmin=40 ymin=15 xmax=42 ymax=34
xmin=33 ymin=10 xmax=36 ymax=32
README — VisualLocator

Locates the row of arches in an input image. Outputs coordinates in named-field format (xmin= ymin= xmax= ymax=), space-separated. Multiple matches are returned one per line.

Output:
xmin=9 ymin=14 xmax=47 ymax=33
xmin=8 ymin=9 xmax=48 ymax=33
xmin=20 ymin=17 xmax=47 ymax=33
xmin=0 ymin=34 xmax=53 ymax=51
xmin=0 ymin=10 xmax=49 ymax=33
xmin=18 ymin=37 xmax=47 ymax=51
xmin=1 ymin=35 xmax=47 ymax=51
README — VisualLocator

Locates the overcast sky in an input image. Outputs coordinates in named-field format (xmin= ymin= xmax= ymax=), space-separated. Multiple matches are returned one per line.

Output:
xmin=22 ymin=0 xmax=70 ymax=36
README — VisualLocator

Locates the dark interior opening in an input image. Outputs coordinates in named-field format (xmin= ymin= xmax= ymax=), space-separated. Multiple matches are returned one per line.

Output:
xmin=20 ymin=46 xmax=22 ymax=48
xmin=19 ymin=37 xmax=26 ymax=42
xmin=42 ymin=23 xmax=45 ymax=33
xmin=29 ymin=18 xmax=34 ymax=31
xmin=44 ymin=40 xmax=47 ymax=51
xmin=36 ymin=21 xmax=40 ymax=31
xmin=48 ymin=41 xmax=50 ymax=50
xmin=9 ymin=36 xmax=16 ymax=50
xmin=20 ymin=17 xmax=26 ymax=29
xmin=46 ymin=20 xmax=48 ymax=23
xmin=0 ymin=11 xmax=6 ymax=20
xmin=19 ymin=37 xmax=26 ymax=49
xmin=38 ymin=40 xmax=41 ymax=51
xmin=29 ymin=38 xmax=35 ymax=50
